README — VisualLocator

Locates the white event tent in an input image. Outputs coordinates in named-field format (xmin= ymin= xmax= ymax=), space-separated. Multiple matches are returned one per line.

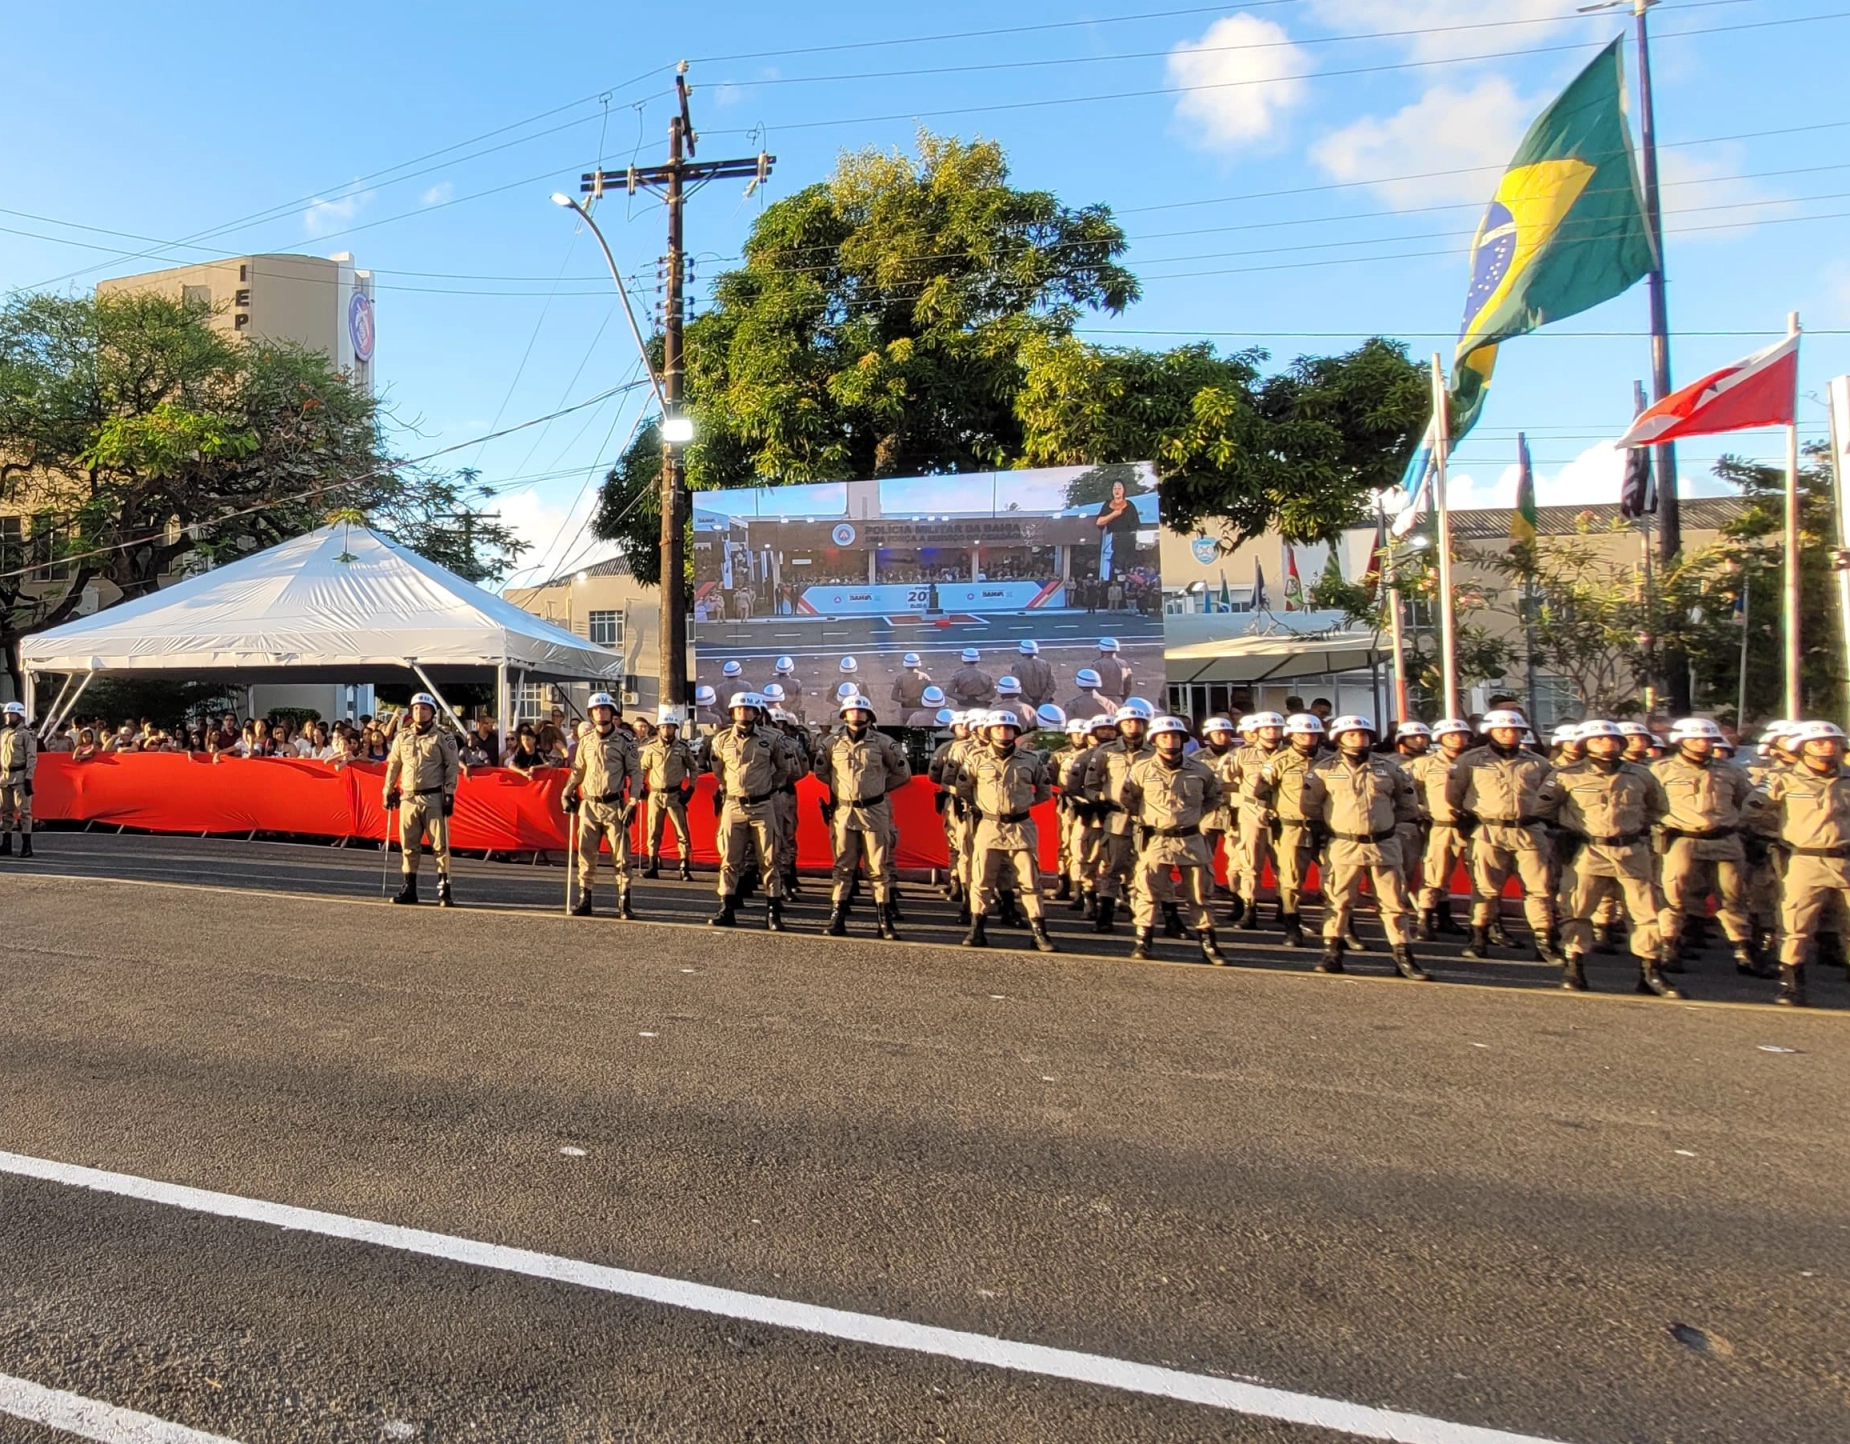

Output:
xmin=20 ymin=522 xmax=623 ymax=728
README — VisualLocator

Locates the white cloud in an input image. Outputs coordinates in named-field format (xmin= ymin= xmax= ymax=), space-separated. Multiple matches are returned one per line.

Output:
xmin=1446 ymin=440 xmax=1722 ymax=514
xmin=419 ymin=181 xmax=454 ymax=207
xmin=1659 ymin=145 xmax=1792 ymax=246
xmin=1307 ymin=0 xmax=1574 ymax=63
xmin=302 ymin=188 xmax=372 ymax=237
xmin=496 ymin=484 xmax=618 ymax=591
xmin=1167 ymin=14 xmax=1312 ymax=152
xmin=1310 ymin=75 xmax=1531 ymax=209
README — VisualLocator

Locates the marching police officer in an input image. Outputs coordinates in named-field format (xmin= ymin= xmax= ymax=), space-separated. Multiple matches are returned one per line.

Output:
xmin=1083 ymin=700 xmax=1153 ymax=933
xmin=1014 ymin=639 xmax=1056 ymax=707
xmin=1062 ymin=668 xmax=1112 ymax=721
xmin=1301 ymin=716 xmax=1429 ymax=979
xmin=1653 ymin=716 xmax=1760 ymax=973
xmin=1447 ymin=708 xmax=1562 ymax=962
xmin=956 ymin=711 xmax=1059 ymax=953
xmin=640 ymin=705 xmax=698 ymax=881
xmin=0 ymin=701 xmax=37 ymax=858
xmin=1228 ymin=711 xmax=1287 ymax=931
xmin=1409 ymin=718 xmax=1475 ymax=939
xmin=947 ymin=648 xmax=997 ymax=709
xmin=706 ymin=691 xmax=798 ymax=931
xmin=382 ymin=692 xmax=460 ymax=907
xmin=1545 ymin=719 xmax=1674 ymax=995
xmin=564 ymin=691 xmax=642 ymax=918
xmin=1118 ymin=715 xmax=1229 ymax=965
xmin=1748 ymin=718 xmax=1850 ymax=1006
xmin=816 ymin=695 xmax=912 ymax=939
xmin=891 ymin=653 xmax=933 ymax=714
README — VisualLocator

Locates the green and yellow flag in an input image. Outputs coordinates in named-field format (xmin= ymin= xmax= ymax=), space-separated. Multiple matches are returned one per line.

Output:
xmin=1450 ymin=37 xmax=1656 ymax=438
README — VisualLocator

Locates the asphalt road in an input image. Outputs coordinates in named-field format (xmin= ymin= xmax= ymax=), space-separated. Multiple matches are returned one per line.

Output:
xmin=1 ymin=839 xmax=1847 ymax=1442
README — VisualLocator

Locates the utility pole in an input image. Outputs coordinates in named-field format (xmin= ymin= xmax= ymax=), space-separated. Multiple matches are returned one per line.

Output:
xmin=580 ymin=63 xmax=773 ymax=713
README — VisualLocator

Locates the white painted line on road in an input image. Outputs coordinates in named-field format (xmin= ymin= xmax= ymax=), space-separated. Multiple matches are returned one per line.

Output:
xmin=1 ymin=1151 xmax=1572 ymax=1444
xmin=0 ymin=1371 xmax=246 ymax=1443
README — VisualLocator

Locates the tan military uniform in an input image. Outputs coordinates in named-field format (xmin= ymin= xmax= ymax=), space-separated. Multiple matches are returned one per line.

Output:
xmin=0 ymin=720 xmax=38 ymax=838
xmin=946 ymin=665 xmax=997 ymax=709
xmin=815 ymin=728 xmax=911 ymax=904
xmin=1092 ymin=653 xmax=1133 ymax=702
xmin=1061 ymin=690 xmax=1112 ymax=721
xmin=1543 ymin=758 xmax=1667 ymax=960
xmin=1255 ymin=744 xmax=1318 ymax=917
xmin=567 ymin=724 xmax=641 ymax=893
xmin=639 ymin=734 xmax=698 ymax=862
xmin=1015 ymin=654 xmax=1057 ymax=707
xmin=1301 ymin=752 xmax=1421 ymax=946
xmin=1408 ymin=749 xmax=1469 ymax=911
xmin=890 ymin=668 xmax=933 ymax=712
xmin=1119 ymin=752 xmax=1220 ymax=930
xmin=1198 ymin=743 xmax=1240 ymax=891
xmin=384 ymin=723 xmax=460 ymax=878
xmin=1652 ymin=752 xmax=1754 ymax=946
xmin=1085 ymin=737 xmax=1153 ymax=901
xmin=706 ymin=723 xmax=797 ymax=899
xmin=774 ymin=674 xmax=805 ymax=723
xmin=957 ymin=743 xmax=1053 ymax=919
xmin=770 ymin=727 xmax=807 ymax=887
xmin=1060 ymin=742 xmax=1100 ymax=895
xmin=1446 ymin=745 xmax=1556 ymax=936
xmin=1749 ymin=760 xmax=1850 ymax=968
xmin=1228 ymin=741 xmax=1287 ymax=906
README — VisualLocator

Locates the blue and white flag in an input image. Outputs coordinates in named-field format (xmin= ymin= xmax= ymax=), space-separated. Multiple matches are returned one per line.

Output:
xmin=1390 ymin=415 xmax=1438 ymax=538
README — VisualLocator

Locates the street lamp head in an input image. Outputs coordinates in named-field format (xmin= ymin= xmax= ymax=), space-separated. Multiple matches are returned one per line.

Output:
xmin=662 ymin=415 xmax=696 ymax=445
xmin=550 ymin=192 xmax=576 ymax=208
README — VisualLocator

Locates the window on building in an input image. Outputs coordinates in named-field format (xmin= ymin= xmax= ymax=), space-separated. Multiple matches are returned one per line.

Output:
xmin=28 ymin=514 xmax=71 ymax=581
xmin=586 ymin=609 xmax=623 ymax=648
xmin=0 ymin=517 xmax=21 ymax=577
xmin=514 ymin=683 xmax=555 ymax=722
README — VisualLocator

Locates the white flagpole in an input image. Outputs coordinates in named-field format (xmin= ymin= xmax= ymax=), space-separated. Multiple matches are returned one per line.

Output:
xmin=1783 ymin=312 xmax=1803 ymax=719
xmin=1826 ymin=372 xmax=1850 ymax=730
xmin=1430 ymin=354 xmax=1461 ymax=719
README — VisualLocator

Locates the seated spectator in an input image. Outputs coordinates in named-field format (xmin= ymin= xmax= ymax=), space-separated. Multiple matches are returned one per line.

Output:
xmin=73 ymin=727 xmax=102 ymax=761
xmin=204 ymin=730 xmax=230 ymax=763
xmin=460 ymin=730 xmax=491 ymax=768
xmin=361 ymin=725 xmax=390 ymax=762
xmin=215 ymin=711 xmax=241 ymax=751
xmin=44 ymin=721 xmax=75 ymax=753
xmin=506 ymin=724 xmax=547 ymax=773
xmin=328 ymin=732 xmax=364 ymax=770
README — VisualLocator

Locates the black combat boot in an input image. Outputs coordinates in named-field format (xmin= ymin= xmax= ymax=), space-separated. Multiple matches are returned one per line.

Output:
xmin=1462 ymin=925 xmax=1491 ymax=961
xmin=766 ymin=897 xmax=786 ymax=933
xmin=16 ymin=835 xmax=30 ymax=859
xmin=644 ymin=854 xmax=661 ymax=880
xmin=1817 ymin=931 xmax=1846 ymax=970
xmin=1238 ymin=900 xmax=1262 ymax=931
xmin=1280 ymin=912 xmax=1305 ymax=949
xmin=1199 ymin=928 xmax=1228 ymax=966
xmin=998 ymin=890 xmax=1023 ymax=928
xmin=877 ymin=901 xmax=901 ymax=941
xmin=1094 ymin=897 xmax=1117 ymax=934
xmin=1733 ymin=941 xmax=1771 ymax=978
xmin=1130 ymin=926 xmax=1156 ymax=961
xmin=1592 ymin=921 xmax=1618 ymax=954
xmin=1637 ymin=957 xmax=1684 ymax=999
xmin=570 ymin=893 xmax=594 ymax=917
xmin=1435 ymin=899 xmax=1465 ymax=935
xmin=962 ymin=914 xmax=989 ymax=948
xmin=1419 ymin=909 xmax=1438 ymax=942
xmin=708 ymin=893 xmax=738 ymax=928
xmin=888 ymin=891 xmax=905 ymax=923
xmin=1538 ymin=927 xmax=1566 ymax=966
xmin=1029 ymin=918 xmax=1059 ymax=954
xmin=825 ymin=903 xmax=848 ymax=936
xmin=1392 ymin=944 xmax=1431 ymax=981
xmin=1054 ymin=875 xmax=1072 ymax=902
xmin=437 ymin=877 xmax=454 ymax=909
xmin=1560 ymin=954 xmax=1588 ymax=991
xmin=1487 ymin=916 xmax=1513 ymax=949
xmin=1162 ymin=902 xmax=1187 ymax=939
xmin=957 ymin=897 xmax=972 ymax=925
xmin=1314 ymin=938 xmax=1345 ymax=974
xmin=1343 ymin=925 xmax=1368 ymax=954
xmin=391 ymin=875 xmax=419 ymax=905
xmin=1084 ymin=889 xmax=1100 ymax=921
xmin=1776 ymin=962 xmax=1808 ymax=1007
xmin=0 ymin=834 xmax=12 ymax=857
xmin=1068 ymin=882 xmax=1087 ymax=913
xmin=679 ymin=858 xmax=694 ymax=883
xmin=1224 ymin=894 xmax=1246 ymax=927
xmin=618 ymin=887 xmax=635 ymax=920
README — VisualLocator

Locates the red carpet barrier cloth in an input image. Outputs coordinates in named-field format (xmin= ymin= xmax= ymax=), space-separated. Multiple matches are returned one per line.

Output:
xmin=34 ymin=755 xmax=1490 ymax=892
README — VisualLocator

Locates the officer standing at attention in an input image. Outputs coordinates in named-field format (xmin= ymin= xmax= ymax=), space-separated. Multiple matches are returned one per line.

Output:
xmin=929 ymin=711 xmax=973 ymax=907
xmin=1446 ymin=708 xmax=1562 ymax=963
xmin=1300 ymin=716 xmax=1429 ymax=980
xmin=1118 ymin=715 xmax=1229 ymax=965
xmin=891 ymin=652 xmax=933 ymax=714
xmin=816 ymin=695 xmax=912 ymax=939
xmin=0 ymin=701 xmax=37 ymax=858
xmin=773 ymin=656 xmax=805 ymax=723
xmin=1409 ymin=719 xmax=1475 ymax=939
xmin=705 ymin=692 xmax=798 ymax=931
xmin=1196 ymin=717 xmax=1240 ymax=916
xmin=1252 ymin=713 xmax=1323 ymax=947
xmin=639 ymin=705 xmax=698 ymax=881
xmin=564 ymin=691 xmax=642 ymax=918
xmin=1748 ymin=718 xmax=1850 ymax=1006
xmin=946 ymin=648 xmax=997 ymax=709
xmin=995 ymin=675 xmax=1038 ymax=730
xmin=767 ymin=702 xmax=810 ymax=898
xmin=1061 ymin=668 xmax=1112 ymax=721
xmin=1228 ymin=711 xmax=1288 ymax=932
xmin=1083 ymin=700 xmax=1154 ymax=933
xmin=693 ymin=684 xmax=722 ymax=732
xmin=957 ymin=711 xmax=1059 ymax=953
xmin=1392 ymin=721 xmax=1433 ymax=895
xmin=1014 ymin=639 xmax=1057 ymax=708
xmin=1054 ymin=716 xmax=1091 ymax=902
xmin=1092 ymin=637 xmax=1133 ymax=703
xmin=1545 ymin=719 xmax=1674 ymax=995
xmin=1653 ymin=716 xmax=1761 ymax=974
xmin=383 ymin=692 xmax=460 ymax=907
xmin=904 ymin=685 xmax=948 ymax=728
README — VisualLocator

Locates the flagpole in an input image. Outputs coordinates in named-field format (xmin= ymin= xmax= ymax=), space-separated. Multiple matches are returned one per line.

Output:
xmin=1430 ymin=354 xmax=1462 ymax=719
xmin=1380 ymin=501 xmax=1410 ymax=723
xmin=1827 ymin=374 xmax=1850 ymax=730
xmin=1783 ymin=311 xmax=1803 ymax=719
xmin=1518 ymin=430 xmax=1541 ymax=726
xmin=1737 ymin=569 xmax=1750 ymax=728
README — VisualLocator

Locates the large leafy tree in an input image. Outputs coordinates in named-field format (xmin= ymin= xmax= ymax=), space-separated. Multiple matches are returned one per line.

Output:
xmin=0 ymin=290 xmax=522 ymax=694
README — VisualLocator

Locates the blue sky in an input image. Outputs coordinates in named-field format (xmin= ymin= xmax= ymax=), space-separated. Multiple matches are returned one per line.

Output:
xmin=4 ymin=0 xmax=1845 ymax=587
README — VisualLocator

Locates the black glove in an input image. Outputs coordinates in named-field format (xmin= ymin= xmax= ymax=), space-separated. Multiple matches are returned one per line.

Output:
xmin=933 ymin=789 xmax=949 ymax=815
xmin=564 ymin=794 xmax=580 ymax=815
xmin=819 ymin=798 xmax=836 ymax=826
xmin=1456 ymin=810 xmax=1478 ymax=839
xmin=678 ymin=782 xmax=694 ymax=802
xmin=441 ymin=794 xmax=455 ymax=818
xmin=386 ymin=789 xmax=401 ymax=809
xmin=20 ymin=780 xmax=31 ymax=798
xmin=713 ymin=790 xmax=726 ymax=818
xmin=1744 ymin=833 xmax=1770 ymax=865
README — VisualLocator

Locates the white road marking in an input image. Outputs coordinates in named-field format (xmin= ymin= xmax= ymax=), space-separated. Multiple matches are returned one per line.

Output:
xmin=0 ymin=1371 xmax=246 ymax=1443
xmin=1 ymin=1151 xmax=1571 ymax=1444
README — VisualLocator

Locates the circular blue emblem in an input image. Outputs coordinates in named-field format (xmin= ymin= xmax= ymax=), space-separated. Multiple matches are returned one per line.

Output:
xmin=831 ymin=523 xmax=856 ymax=546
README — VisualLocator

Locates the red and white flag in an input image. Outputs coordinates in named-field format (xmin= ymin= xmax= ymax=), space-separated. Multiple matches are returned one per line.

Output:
xmin=1617 ymin=333 xmax=1798 ymax=449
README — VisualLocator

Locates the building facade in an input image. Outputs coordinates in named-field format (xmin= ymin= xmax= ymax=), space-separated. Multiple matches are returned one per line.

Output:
xmin=503 ymin=557 xmax=677 ymax=722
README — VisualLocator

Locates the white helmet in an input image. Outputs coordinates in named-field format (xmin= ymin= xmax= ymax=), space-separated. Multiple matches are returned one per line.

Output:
xmin=961 ymin=647 xmax=982 ymax=663
xmin=1247 ymin=711 xmax=1286 ymax=731
xmin=937 ymin=708 xmax=957 ymax=727
xmin=1789 ymin=720 xmax=1847 ymax=744
xmin=835 ymin=682 xmax=859 ymax=701
xmin=768 ymin=707 xmax=791 ymax=724
xmin=1115 ymin=698 xmax=1154 ymax=722
xmin=761 ymin=682 xmax=786 ymax=703
xmin=996 ymin=675 xmax=1022 ymax=696
xmin=921 ymin=685 xmax=946 ymax=706
xmin=1577 ymin=718 xmax=1624 ymax=740
xmin=1202 ymin=716 xmax=1235 ymax=735
xmin=1018 ymin=639 xmax=1040 ymax=656
xmin=1148 ymin=715 xmax=1189 ymax=738
xmin=1329 ymin=714 xmax=1376 ymax=738
xmin=694 ymin=684 xmax=717 ymax=706
xmin=411 ymin=692 xmax=438 ymax=710
xmin=1395 ymin=721 xmax=1432 ymax=741
xmin=838 ymin=656 xmax=858 ymax=675
xmin=728 ymin=691 xmax=761 ymax=712
xmin=774 ymin=656 xmax=795 ymax=675
xmin=2 ymin=702 xmax=24 ymax=718
xmin=987 ymin=709 xmax=1021 ymax=732
xmin=902 ymin=652 xmax=922 ymax=668
xmin=1087 ymin=714 xmax=1119 ymax=735
xmin=1097 ymin=637 xmax=1121 ymax=653
xmin=1762 ymin=719 xmax=1795 ymax=738
xmin=1669 ymin=717 xmax=1726 ymax=743
xmin=1036 ymin=703 xmax=1067 ymax=729
xmin=1075 ymin=668 xmax=1102 ymax=689
xmin=588 ymin=692 xmax=618 ymax=712
xmin=839 ymin=695 xmax=874 ymax=717
xmin=1284 ymin=712 xmax=1323 ymax=736
xmin=656 ymin=705 xmax=682 ymax=726
xmin=1480 ymin=708 xmax=1526 ymax=731
xmin=1616 ymin=720 xmax=1651 ymax=739
xmin=1065 ymin=718 xmax=1089 ymax=737
xmin=722 ymin=661 xmax=742 ymax=679
xmin=1434 ymin=718 xmax=1474 ymax=738
xmin=1549 ymin=723 xmax=1583 ymax=745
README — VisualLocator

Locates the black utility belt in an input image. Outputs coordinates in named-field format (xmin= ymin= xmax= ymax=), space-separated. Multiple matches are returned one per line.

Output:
xmin=411 ymin=786 xmax=446 ymax=796
xmin=1331 ymin=826 xmax=1398 ymax=843
xmin=1663 ymin=825 xmax=1736 ymax=841
xmin=1572 ymin=829 xmax=1648 ymax=847
xmin=840 ymin=792 xmax=888 ymax=809
xmin=990 ymin=809 xmax=1034 ymax=824
xmin=1477 ymin=815 xmax=1543 ymax=826
xmin=1789 ymin=843 xmax=1850 ymax=858
xmin=593 ymin=792 xmax=629 ymax=805
xmin=1150 ymin=823 xmax=1200 ymax=839
xmin=738 ymin=789 xmax=777 ymax=806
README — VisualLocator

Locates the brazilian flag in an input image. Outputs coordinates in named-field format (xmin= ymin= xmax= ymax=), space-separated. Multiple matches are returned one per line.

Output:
xmin=1448 ymin=37 xmax=1656 ymax=440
